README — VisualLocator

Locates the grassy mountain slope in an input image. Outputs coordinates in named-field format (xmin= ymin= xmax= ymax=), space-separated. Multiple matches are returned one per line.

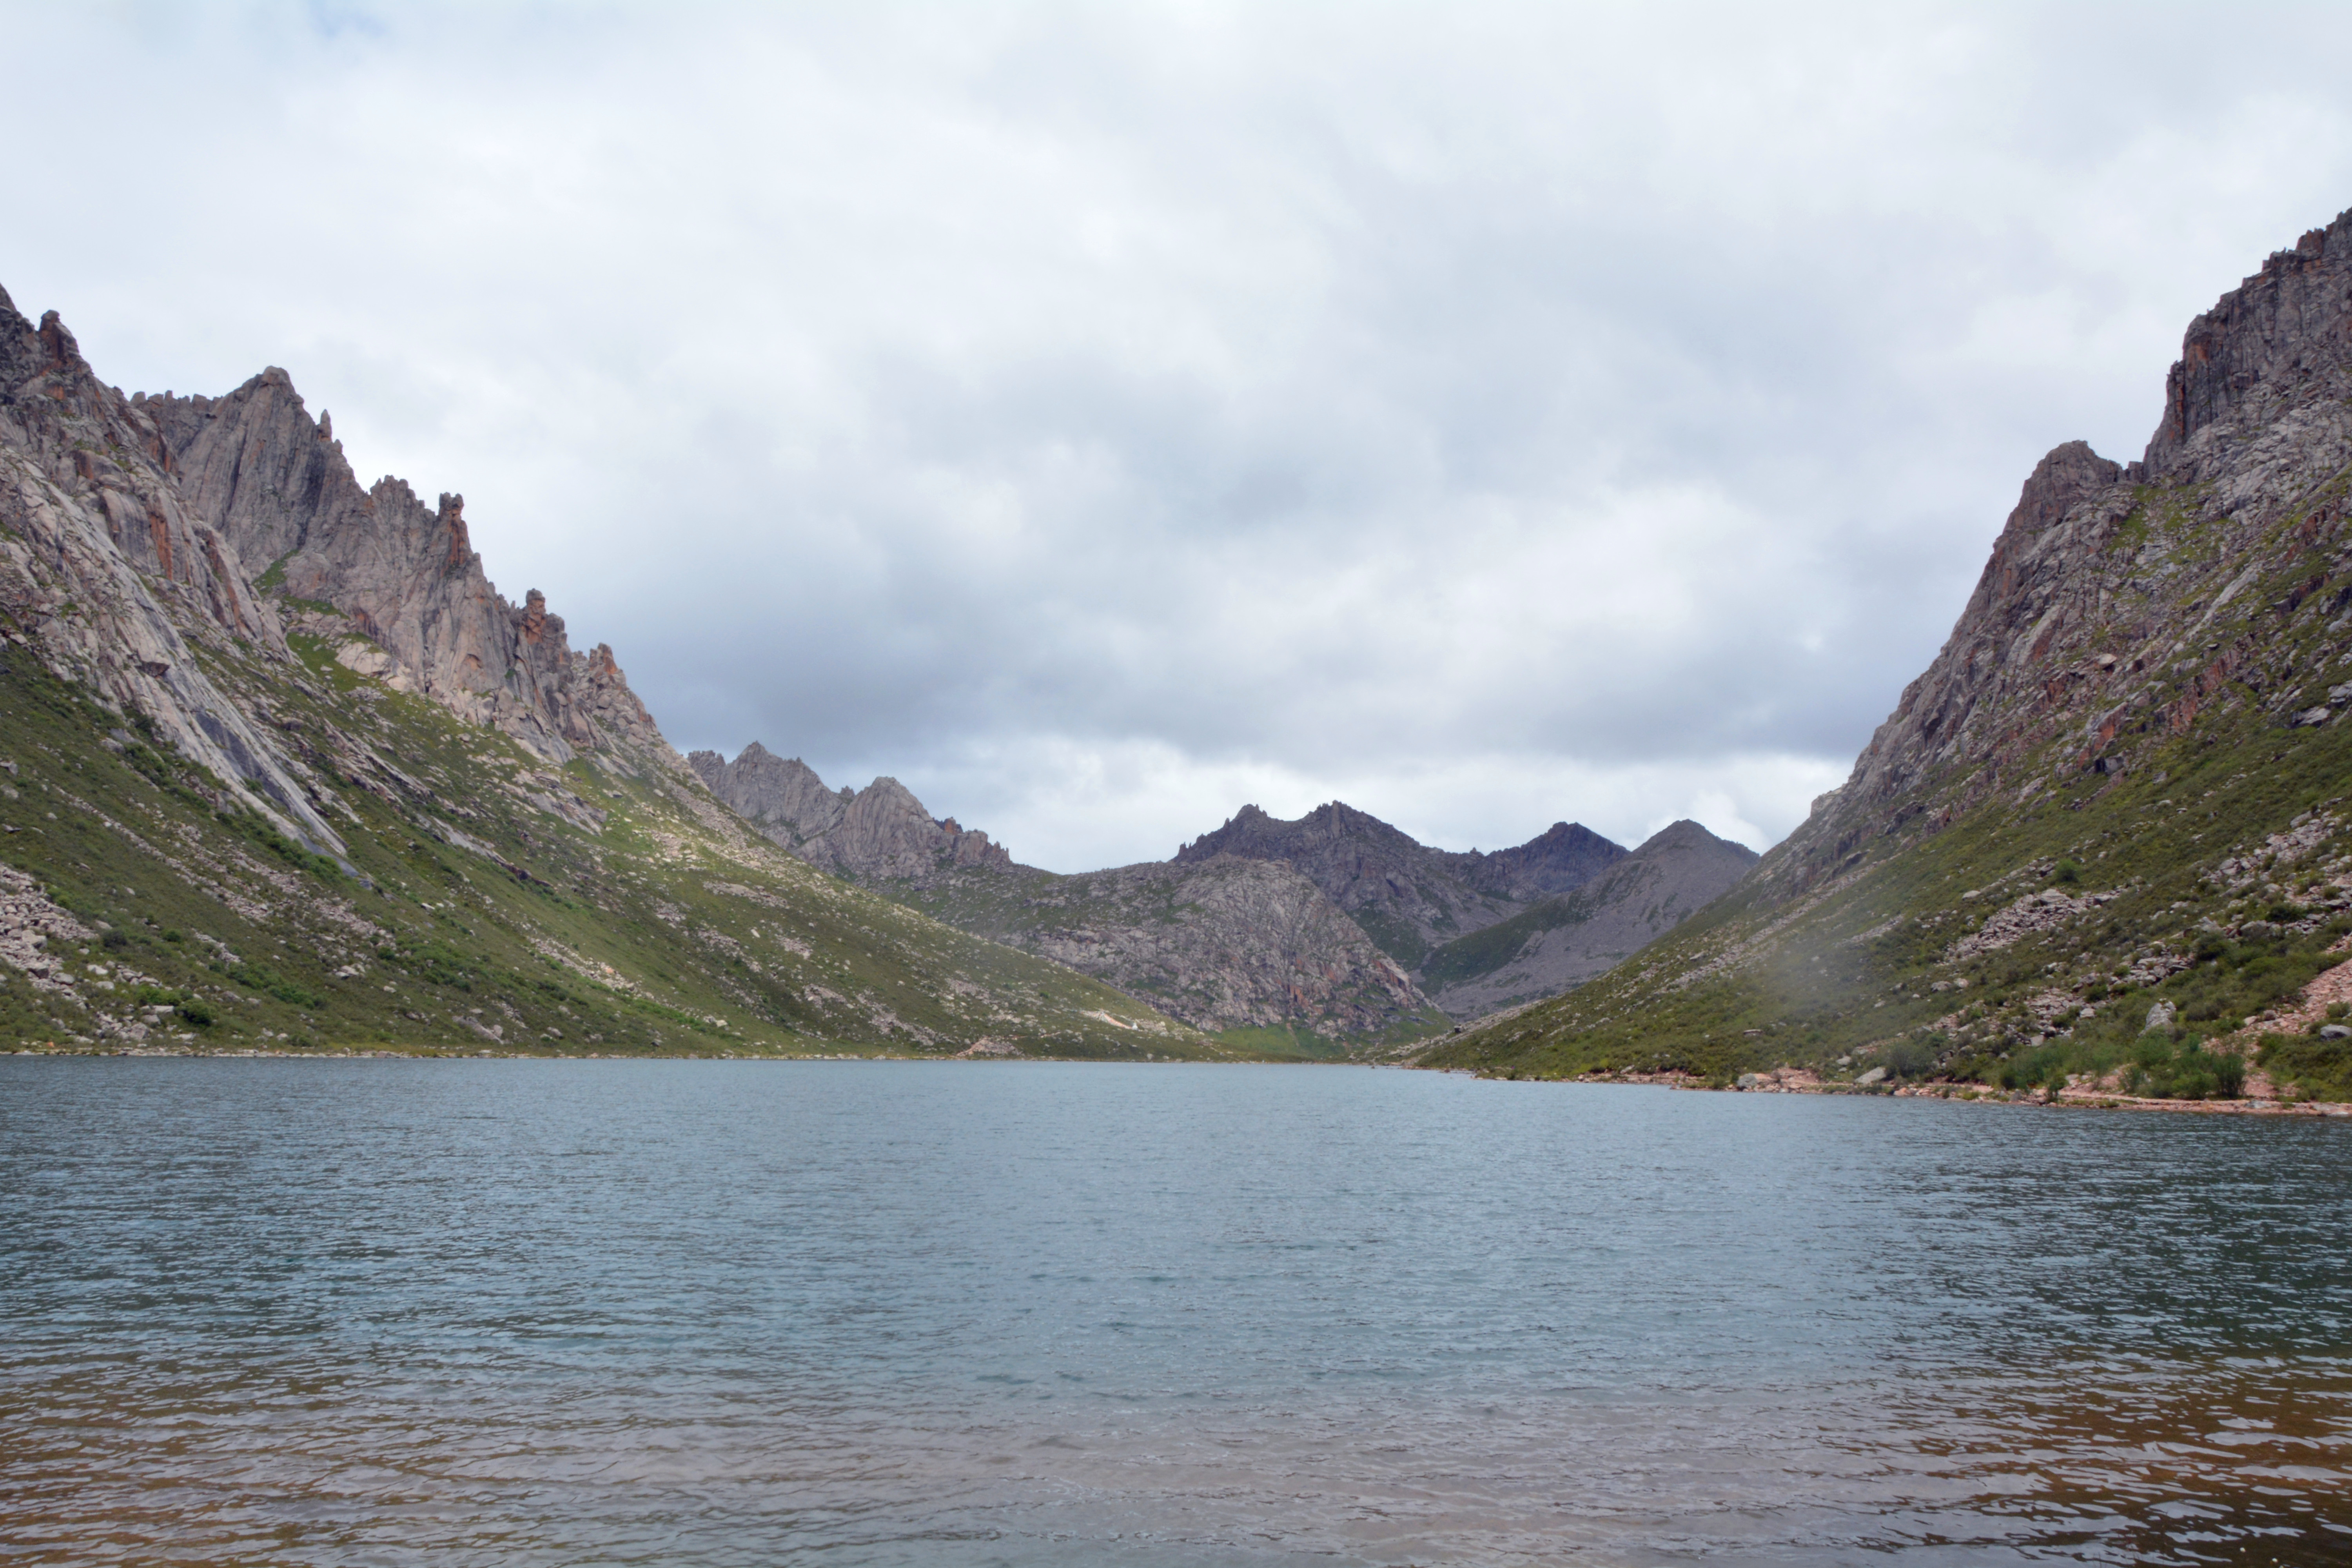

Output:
xmin=0 ymin=630 xmax=1230 ymax=1058
xmin=0 ymin=285 xmax=1233 ymax=1060
xmin=1424 ymin=211 xmax=2352 ymax=1103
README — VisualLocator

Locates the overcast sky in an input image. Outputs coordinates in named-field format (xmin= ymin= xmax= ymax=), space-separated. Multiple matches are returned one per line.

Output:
xmin=9 ymin=3 xmax=2352 ymax=869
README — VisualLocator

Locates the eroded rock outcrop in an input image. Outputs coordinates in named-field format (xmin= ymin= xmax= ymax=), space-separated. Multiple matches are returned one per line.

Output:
xmin=0 ymin=290 xmax=345 ymax=851
xmin=149 ymin=372 xmax=668 ymax=773
xmin=686 ymin=743 xmax=1011 ymax=880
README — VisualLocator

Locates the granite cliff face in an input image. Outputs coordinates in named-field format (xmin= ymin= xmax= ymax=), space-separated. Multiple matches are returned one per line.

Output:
xmin=1177 ymin=802 xmax=1629 ymax=966
xmin=146 ymin=370 xmax=668 ymax=773
xmin=0 ymin=291 xmax=343 ymax=852
xmin=1430 ymin=207 xmax=2352 ymax=1103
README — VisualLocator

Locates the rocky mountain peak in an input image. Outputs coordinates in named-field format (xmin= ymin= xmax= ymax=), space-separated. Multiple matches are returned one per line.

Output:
xmin=1763 ymin=204 xmax=2352 ymax=898
xmin=144 ymin=367 xmax=671 ymax=774
xmin=0 ymin=292 xmax=342 ymax=851
xmin=690 ymin=747 xmax=1012 ymax=882
xmin=2147 ymin=205 xmax=2352 ymax=475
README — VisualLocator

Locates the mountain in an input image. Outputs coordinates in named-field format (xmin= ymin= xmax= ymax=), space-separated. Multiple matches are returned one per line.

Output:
xmin=1171 ymin=800 xmax=1757 ymax=1017
xmin=1425 ymin=209 xmax=2352 ymax=1104
xmin=686 ymin=744 xmax=1013 ymax=881
xmin=1176 ymin=802 xmax=1629 ymax=967
xmin=688 ymin=747 xmax=1445 ymax=1048
xmin=692 ymin=744 xmax=1755 ymax=1039
xmin=1416 ymin=819 xmax=1760 ymax=1018
xmin=0 ymin=286 xmax=1230 ymax=1060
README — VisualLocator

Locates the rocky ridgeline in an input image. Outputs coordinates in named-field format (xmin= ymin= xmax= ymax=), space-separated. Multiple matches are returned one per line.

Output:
xmin=686 ymin=743 xmax=1011 ymax=881
xmin=1417 ymin=819 xmax=1760 ymax=1017
xmin=689 ymin=746 xmax=1437 ymax=1040
xmin=1780 ymin=211 xmax=2352 ymax=894
xmin=0 ymin=293 xmax=343 ymax=851
xmin=0 ymin=285 xmax=1226 ymax=1059
xmin=693 ymin=743 xmax=1755 ymax=1040
xmin=1177 ymin=802 xmax=1629 ymax=966
xmin=146 ymin=370 xmax=672 ymax=776
xmin=1430 ymin=207 xmax=2352 ymax=1105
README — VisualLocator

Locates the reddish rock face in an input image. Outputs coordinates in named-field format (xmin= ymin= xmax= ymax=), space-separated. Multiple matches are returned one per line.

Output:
xmin=1771 ymin=205 xmax=2352 ymax=898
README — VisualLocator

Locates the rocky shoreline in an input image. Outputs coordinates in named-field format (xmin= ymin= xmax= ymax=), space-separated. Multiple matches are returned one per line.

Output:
xmin=1532 ymin=1064 xmax=2352 ymax=1117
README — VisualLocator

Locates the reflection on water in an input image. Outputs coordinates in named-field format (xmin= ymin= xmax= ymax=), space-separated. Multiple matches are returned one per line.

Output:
xmin=2 ymin=1060 xmax=2347 ymax=1565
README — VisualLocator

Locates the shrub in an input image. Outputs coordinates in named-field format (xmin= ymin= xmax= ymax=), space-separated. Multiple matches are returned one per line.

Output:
xmin=175 ymin=1000 xmax=216 ymax=1027
xmin=100 ymin=929 xmax=127 ymax=951
xmin=1883 ymin=1037 xmax=1936 ymax=1078
xmin=2053 ymin=860 xmax=2082 ymax=886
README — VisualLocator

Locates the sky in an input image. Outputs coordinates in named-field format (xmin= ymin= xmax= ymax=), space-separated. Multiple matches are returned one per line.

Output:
xmin=8 ymin=2 xmax=2352 ymax=871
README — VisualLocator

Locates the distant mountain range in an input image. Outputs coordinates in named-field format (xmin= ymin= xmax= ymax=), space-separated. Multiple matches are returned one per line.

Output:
xmin=0 ymin=291 xmax=1223 ymax=1059
xmin=1426 ymin=207 xmax=2352 ymax=1105
xmin=0 ymin=276 xmax=1751 ymax=1060
xmin=688 ymin=746 xmax=1756 ymax=1043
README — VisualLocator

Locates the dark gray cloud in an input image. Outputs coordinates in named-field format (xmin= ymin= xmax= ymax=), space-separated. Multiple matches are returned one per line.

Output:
xmin=9 ymin=2 xmax=2352 ymax=868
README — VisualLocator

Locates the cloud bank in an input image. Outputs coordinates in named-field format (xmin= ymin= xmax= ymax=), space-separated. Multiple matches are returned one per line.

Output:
xmin=8 ymin=2 xmax=2352 ymax=868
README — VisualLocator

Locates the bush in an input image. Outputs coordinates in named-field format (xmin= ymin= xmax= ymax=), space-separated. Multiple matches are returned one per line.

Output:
xmin=175 ymin=1000 xmax=216 ymax=1027
xmin=1883 ymin=1036 xmax=1937 ymax=1078
xmin=100 ymin=929 xmax=127 ymax=951
xmin=2053 ymin=860 xmax=2082 ymax=886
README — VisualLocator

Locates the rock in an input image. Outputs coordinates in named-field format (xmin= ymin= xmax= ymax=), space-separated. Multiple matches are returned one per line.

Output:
xmin=2241 ymin=920 xmax=2277 ymax=937
xmin=691 ymin=750 xmax=1436 ymax=1041
xmin=1735 ymin=1072 xmax=1764 ymax=1089
xmin=691 ymin=748 xmax=1014 ymax=884
xmin=1415 ymin=820 xmax=1764 ymax=1019
xmin=1175 ymin=802 xmax=1635 ymax=966
xmin=0 ymin=292 xmax=347 ymax=851
xmin=2321 ymin=1024 xmax=2352 ymax=1040
xmin=2295 ymin=706 xmax=2333 ymax=727
xmin=2147 ymin=1000 xmax=2177 ymax=1032
xmin=940 ymin=852 xmax=1437 ymax=1039
xmin=1856 ymin=1066 xmax=1888 ymax=1086
xmin=148 ymin=374 xmax=671 ymax=775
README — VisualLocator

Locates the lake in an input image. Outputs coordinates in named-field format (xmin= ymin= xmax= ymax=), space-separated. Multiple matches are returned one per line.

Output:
xmin=2 ymin=1059 xmax=2347 ymax=1565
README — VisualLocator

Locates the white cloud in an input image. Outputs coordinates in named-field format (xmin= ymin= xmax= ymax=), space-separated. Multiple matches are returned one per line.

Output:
xmin=8 ymin=1 xmax=2352 ymax=866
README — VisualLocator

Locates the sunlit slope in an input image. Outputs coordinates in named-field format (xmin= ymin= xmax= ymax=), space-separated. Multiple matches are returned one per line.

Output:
xmin=0 ymin=634 xmax=1227 ymax=1058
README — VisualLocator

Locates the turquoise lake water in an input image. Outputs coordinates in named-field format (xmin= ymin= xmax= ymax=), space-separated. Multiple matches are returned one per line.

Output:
xmin=2 ymin=1058 xmax=2347 ymax=1565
